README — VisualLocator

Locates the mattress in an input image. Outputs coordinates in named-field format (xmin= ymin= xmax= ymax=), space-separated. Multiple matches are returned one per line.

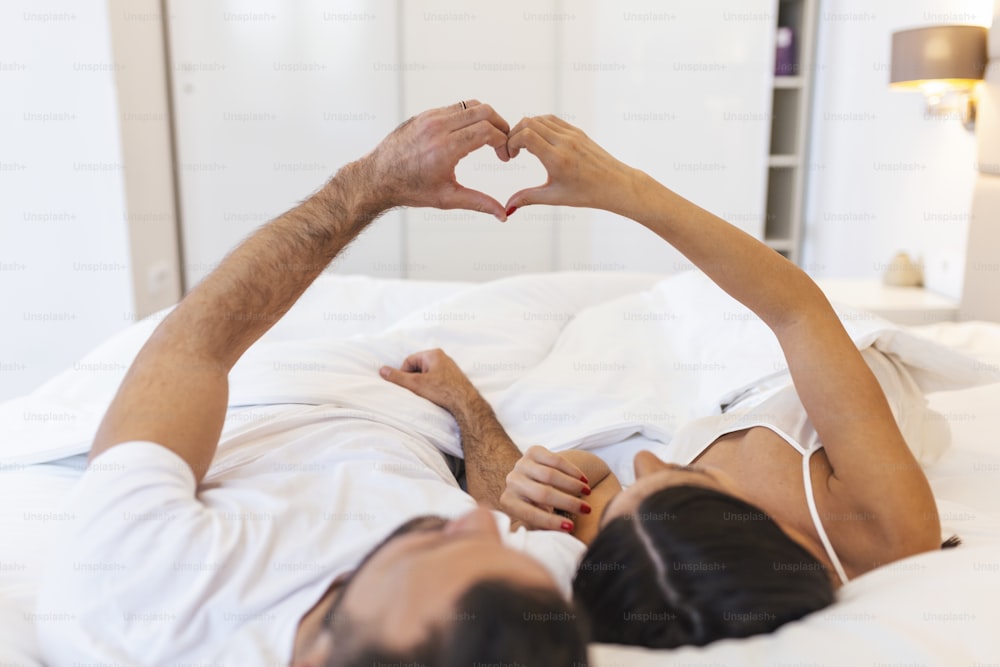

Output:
xmin=2 ymin=272 xmax=999 ymax=665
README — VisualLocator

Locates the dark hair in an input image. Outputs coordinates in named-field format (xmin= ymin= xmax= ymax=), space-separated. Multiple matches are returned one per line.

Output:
xmin=325 ymin=579 xmax=588 ymax=667
xmin=573 ymin=485 xmax=834 ymax=648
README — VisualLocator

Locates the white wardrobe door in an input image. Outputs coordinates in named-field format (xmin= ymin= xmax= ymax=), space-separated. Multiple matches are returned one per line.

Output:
xmin=167 ymin=0 xmax=404 ymax=287
xmin=558 ymin=0 xmax=777 ymax=273
xmin=399 ymin=0 xmax=561 ymax=281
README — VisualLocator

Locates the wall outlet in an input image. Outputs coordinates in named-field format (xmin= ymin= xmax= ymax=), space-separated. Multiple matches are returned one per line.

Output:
xmin=146 ymin=260 xmax=173 ymax=298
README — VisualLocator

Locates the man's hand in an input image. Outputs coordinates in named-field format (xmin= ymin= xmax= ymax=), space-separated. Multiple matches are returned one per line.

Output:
xmin=379 ymin=348 xmax=481 ymax=415
xmin=364 ymin=100 xmax=513 ymax=221
xmin=381 ymin=348 xmax=524 ymax=511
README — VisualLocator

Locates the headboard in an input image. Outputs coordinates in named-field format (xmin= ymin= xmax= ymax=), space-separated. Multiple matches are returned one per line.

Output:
xmin=960 ymin=3 xmax=1000 ymax=321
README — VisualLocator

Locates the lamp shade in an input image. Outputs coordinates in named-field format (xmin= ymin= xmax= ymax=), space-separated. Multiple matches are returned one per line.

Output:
xmin=890 ymin=25 xmax=988 ymax=91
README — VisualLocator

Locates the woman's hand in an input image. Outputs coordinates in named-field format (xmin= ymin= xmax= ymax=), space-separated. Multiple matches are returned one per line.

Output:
xmin=500 ymin=445 xmax=593 ymax=533
xmin=504 ymin=115 xmax=640 ymax=216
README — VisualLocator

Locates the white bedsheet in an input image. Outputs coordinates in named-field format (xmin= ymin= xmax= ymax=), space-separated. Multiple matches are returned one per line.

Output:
xmin=2 ymin=272 xmax=999 ymax=665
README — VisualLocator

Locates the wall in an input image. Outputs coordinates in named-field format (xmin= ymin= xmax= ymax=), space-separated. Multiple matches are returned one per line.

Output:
xmin=169 ymin=0 xmax=777 ymax=282
xmin=108 ymin=0 xmax=183 ymax=316
xmin=804 ymin=0 xmax=994 ymax=298
xmin=167 ymin=0 xmax=404 ymax=287
xmin=399 ymin=0 xmax=561 ymax=281
xmin=0 ymin=1 xmax=135 ymax=402
xmin=167 ymin=0 xmax=996 ymax=289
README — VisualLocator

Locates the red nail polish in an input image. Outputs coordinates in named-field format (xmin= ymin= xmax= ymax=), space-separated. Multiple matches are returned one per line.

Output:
xmin=581 ymin=486 xmax=592 ymax=496
xmin=560 ymin=521 xmax=574 ymax=532
xmin=580 ymin=475 xmax=590 ymax=485
xmin=506 ymin=206 xmax=518 ymax=217
xmin=580 ymin=504 xmax=592 ymax=515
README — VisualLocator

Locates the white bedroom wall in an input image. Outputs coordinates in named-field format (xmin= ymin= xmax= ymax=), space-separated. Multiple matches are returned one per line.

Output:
xmin=0 ymin=1 xmax=135 ymax=403
xmin=170 ymin=0 xmax=778 ymax=283
xmin=804 ymin=0 xmax=994 ymax=298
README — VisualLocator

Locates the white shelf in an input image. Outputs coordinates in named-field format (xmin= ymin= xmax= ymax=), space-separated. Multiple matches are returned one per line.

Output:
xmin=768 ymin=155 xmax=800 ymax=168
xmin=767 ymin=239 xmax=795 ymax=251
xmin=815 ymin=279 xmax=959 ymax=325
xmin=774 ymin=76 xmax=804 ymax=89
xmin=762 ymin=0 xmax=818 ymax=267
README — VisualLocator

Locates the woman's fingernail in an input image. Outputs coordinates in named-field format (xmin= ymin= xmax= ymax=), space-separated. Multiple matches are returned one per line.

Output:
xmin=580 ymin=475 xmax=590 ymax=485
xmin=581 ymin=486 xmax=592 ymax=496
xmin=560 ymin=521 xmax=574 ymax=532
xmin=580 ymin=504 xmax=592 ymax=515
xmin=506 ymin=206 xmax=518 ymax=217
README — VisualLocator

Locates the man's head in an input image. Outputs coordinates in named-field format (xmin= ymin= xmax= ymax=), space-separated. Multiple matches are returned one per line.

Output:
xmin=299 ymin=508 xmax=588 ymax=666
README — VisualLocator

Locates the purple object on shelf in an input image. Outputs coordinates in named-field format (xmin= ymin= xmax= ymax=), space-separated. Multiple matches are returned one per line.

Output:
xmin=775 ymin=26 xmax=797 ymax=76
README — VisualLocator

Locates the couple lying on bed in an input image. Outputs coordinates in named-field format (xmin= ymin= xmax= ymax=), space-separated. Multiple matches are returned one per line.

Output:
xmin=36 ymin=101 xmax=948 ymax=667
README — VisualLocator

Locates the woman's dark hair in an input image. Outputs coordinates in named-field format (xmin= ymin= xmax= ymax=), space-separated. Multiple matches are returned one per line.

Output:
xmin=573 ymin=485 xmax=835 ymax=648
xmin=327 ymin=579 xmax=589 ymax=667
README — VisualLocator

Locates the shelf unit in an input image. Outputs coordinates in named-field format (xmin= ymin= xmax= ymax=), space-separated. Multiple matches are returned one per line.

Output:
xmin=764 ymin=0 xmax=819 ymax=264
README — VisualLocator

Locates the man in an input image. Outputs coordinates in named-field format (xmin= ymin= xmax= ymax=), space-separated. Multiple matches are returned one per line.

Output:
xmin=36 ymin=102 xmax=587 ymax=667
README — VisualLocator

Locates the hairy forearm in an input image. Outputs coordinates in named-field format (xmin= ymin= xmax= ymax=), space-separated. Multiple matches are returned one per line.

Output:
xmin=452 ymin=395 xmax=523 ymax=510
xmin=91 ymin=160 xmax=385 ymax=473
xmin=92 ymin=102 xmax=514 ymax=481
xmin=619 ymin=171 xmax=829 ymax=332
xmin=158 ymin=160 xmax=385 ymax=367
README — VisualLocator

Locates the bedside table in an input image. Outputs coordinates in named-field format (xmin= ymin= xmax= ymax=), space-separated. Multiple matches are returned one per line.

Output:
xmin=814 ymin=279 xmax=959 ymax=326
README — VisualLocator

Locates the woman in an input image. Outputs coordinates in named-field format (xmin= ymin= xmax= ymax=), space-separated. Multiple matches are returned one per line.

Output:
xmin=494 ymin=115 xmax=954 ymax=648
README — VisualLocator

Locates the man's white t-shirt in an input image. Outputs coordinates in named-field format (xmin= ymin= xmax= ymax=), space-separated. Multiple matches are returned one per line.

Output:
xmin=35 ymin=405 xmax=585 ymax=666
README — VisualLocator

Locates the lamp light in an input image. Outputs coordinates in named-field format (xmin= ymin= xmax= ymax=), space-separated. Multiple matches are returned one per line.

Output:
xmin=890 ymin=25 xmax=988 ymax=130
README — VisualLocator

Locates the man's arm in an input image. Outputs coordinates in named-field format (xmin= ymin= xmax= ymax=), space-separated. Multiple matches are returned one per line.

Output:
xmin=379 ymin=349 xmax=522 ymax=509
xmin=449 ymin=392 xmax=525 ymax=510
xmin=379 ymin=349 xmax=592 ymax=515
xmin=91 ymin=101 xmax=513 ymax=483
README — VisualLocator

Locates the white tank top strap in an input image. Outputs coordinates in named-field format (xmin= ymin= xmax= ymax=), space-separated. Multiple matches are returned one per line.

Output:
xmin=670 ymin=383 xmax=853 ymax=584
xmin=802 ymin=448 xmax=850 ymax=585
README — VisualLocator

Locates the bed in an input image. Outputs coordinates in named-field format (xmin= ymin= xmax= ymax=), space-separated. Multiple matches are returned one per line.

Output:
xmin=6 ymin=7 xmax=1000 ymax=663
xmin=2 ymin=267 xmax=1000 ymax=665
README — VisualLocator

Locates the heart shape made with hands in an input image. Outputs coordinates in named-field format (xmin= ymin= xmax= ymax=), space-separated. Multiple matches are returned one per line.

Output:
xmin=453 ymin=145 xmax=549 ymax=219
xmin=394 ymin=102 xmax=599 ymax=221
xmin=393 ymin=100 xmax=569 ymax=222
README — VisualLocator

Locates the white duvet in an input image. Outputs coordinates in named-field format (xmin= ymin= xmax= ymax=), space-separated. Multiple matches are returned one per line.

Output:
xmin=2 ymin=271 xmax=991 ymax=466
xmin=2 ymin=271 xmax=1000 ymax=665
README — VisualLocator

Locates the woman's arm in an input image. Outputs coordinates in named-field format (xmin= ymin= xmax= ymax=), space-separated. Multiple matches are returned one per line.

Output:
xmin=504 ymin=116 xmax=941 ymax=558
